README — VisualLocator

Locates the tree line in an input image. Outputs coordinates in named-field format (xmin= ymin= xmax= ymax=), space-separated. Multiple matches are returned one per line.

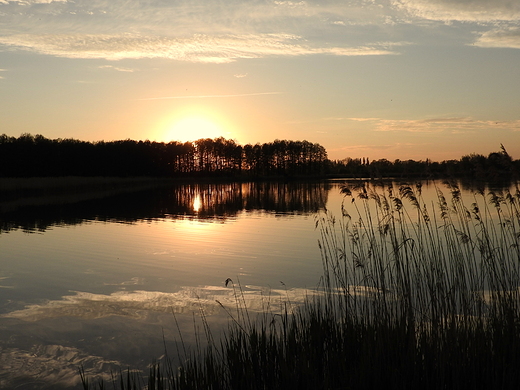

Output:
xmin=1 ymin=134 xmax=517 ymax=181
xmin=0 ymin=134 xmax=328 ymax=178
xmin=328 ymin=145 xmax=519 ymax=182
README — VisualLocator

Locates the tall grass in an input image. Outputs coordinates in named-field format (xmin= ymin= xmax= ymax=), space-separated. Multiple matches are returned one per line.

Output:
xmin=313 ymin=181 xmax=520 ymax=389
xmin=83 ymin=180 xmax=520 ymax=389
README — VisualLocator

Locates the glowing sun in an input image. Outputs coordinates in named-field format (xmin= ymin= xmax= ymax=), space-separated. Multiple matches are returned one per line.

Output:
xmin=166 ymin=116 xmax=225 ymax=143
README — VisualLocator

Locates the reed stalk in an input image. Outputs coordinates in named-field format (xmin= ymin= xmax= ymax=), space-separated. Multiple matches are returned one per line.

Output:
xmin=82 ymin=180 xmax=520 ymax=389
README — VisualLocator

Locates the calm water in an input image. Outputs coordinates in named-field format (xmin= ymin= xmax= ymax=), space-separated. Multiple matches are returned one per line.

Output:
xmin=0 ymin=179 xmax=514 ymax=389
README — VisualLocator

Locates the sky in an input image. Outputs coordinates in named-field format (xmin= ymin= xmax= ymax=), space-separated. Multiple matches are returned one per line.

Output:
xmin=1 ymin=0 xmax=519 ymax=161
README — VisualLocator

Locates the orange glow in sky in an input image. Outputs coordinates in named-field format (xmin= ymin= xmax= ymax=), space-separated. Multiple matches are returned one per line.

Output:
xmin=151 ymin=105 xmax=238 ymax=143
xmin=166 ymin=116 xmax=224 ymax=142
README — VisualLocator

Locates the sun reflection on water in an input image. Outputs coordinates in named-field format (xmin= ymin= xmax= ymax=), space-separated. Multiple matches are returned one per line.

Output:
xmin=193 ymin=194 xmax=201 ymax=212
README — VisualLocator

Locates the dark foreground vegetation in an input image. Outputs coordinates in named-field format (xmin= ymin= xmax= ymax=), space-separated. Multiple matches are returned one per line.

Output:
xmin=1 ymin=134 xmax=518 ymax=181
xmin=0 ymin=134 xmax=327 ymax=178
xmin=82 ymin=181 xmax=520 ymax=389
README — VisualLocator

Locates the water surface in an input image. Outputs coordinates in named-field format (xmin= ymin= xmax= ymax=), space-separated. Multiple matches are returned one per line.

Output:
xmin=0 ymin=179 xmax=514 ymax=388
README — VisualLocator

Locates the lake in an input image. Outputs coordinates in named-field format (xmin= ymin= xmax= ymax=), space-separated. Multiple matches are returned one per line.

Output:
xmin=0 ymin=178 xmax=515 ymax=389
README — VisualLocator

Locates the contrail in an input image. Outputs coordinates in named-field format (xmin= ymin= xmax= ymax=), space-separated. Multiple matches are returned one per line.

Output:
xmin=140 ymin=91 xmax=282 ymax=100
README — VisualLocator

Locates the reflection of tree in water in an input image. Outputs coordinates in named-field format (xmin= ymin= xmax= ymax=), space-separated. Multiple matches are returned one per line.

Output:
xmin=178 ymin=182 xmax=330 ymax=218
xmin=243 ymin=182 xmax=330 ymax=213
xmin=173 ymin=183 xmax=245 ymax=219
xmin=0 ymin=181 xmax=330 ymax=233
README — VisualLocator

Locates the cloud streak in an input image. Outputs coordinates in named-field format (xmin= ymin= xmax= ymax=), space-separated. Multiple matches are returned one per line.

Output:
xmin=347 ymin=117 xmax=520 ymax=133
xmin=2 ymin=0 xmax=519 ymax=57
xmin=393 ymin=0 xmax=520 ymax=22
xmin=0 ymin=0 xmax=68 ymax=3
xmin=474 ymin=27 xmax=520 ymax=49
xmin=98 ymin=65 xmax=135 ymax=72
xmin=0 ymin=344 xmax=118 ymax=389
xmin=0 ymin=33 xmax=398 ymax=62
xmin=0 ymin=0 xmax=412 ymax=62
xmin=3 ymin=285 xmax=315 ymax=321
xmin=140 ymin=91 xmax=283 ymax=100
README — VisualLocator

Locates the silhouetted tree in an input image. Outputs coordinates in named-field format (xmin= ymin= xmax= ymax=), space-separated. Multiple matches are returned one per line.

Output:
xmin=0 ymin=134 xmax=328 ymax=179
xmin=2 ymin=134 xmax=516 ymax=181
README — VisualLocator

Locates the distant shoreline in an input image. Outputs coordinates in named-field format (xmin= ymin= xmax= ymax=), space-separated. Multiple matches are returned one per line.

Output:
xmin=0 ymin=173 xmax=515 ymax=195
xmin=0 ymin=176 xmax=325 ymax=214
xmin=0 ymin=175 xmax=331 ymax=194
xmin=0 ymin=176 xmax=172 ymax=193
xmin=0 ymin=176 xmax=176 ymax=214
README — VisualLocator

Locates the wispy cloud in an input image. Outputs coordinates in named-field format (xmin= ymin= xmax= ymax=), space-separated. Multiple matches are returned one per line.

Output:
xmin=0 ymin=0 xmax=409 ymax=62
xmin=344 ymin=117 xmax=381 ymax=122
xmin=473 ymin=27 xmax=520 ymax=49
xmin=3 ymin=285 xmax=314 ymax=321
xmin=140 ymin=91 xmax=283 ymax=100
xmin=0 ymin=33 xmax=398 ymax=62
xmin=98 ymin=65 xmax=134 ymax=72
xmin=353 ymin=117 xmax=520 ymax=133
xmin=0 ymin=0 xmax=68 ymax=3
xmin=0 ymin=344 xmax=118 ymax=389
xmin=392 ymin=0 xmax=520 ymax=22
xmin=273 ymin=1 xmax=306 ymax=7
xmin=330 ymin=142 xmax=420 ymax=155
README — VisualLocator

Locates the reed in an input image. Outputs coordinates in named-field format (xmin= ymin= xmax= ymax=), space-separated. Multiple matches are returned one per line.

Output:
xmin=312 ymin=180 xmax=520 ymax=389
xmin=82 ymin=180 xmax=520 ymax=389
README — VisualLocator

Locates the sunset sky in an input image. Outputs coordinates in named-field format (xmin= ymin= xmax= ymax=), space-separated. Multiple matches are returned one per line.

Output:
xmin=1 ymin=0 xmax=519 ymax=161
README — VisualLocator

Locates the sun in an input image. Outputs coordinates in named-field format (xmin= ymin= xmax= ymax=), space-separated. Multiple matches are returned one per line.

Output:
xmin=166 ymin=116 xmax=225 ymax=143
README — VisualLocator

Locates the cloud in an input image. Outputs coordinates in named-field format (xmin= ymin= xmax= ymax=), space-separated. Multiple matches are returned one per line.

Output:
xmin=392 ymin=0 xmax=520 ymax=22
xmin=0 ymin=344 xmax=118 ymax=389
xmin=390 ymin=1 xmax=520 ymax=50
xmin=0 ymin=33 xmax=398 ymax=62
xmin=331 ymin=143 xmax=397 ymax=153
xmin=0 ymin=0 xmax=409 ymax=62
xmin=361 ymin=117 xmax=520 ymax=132
xmin=2 ymin=285 xmax=316 ymax=321
xmin=273 ymin=1 xmax=306 ymax=7
xmin=1 ymin=0 xmax=68 ymax=3
xmin=98 ymin=64 xmax=134 ymax=72
xmin=140 ymin=91 xmax=283 ymax=100
xmin=474 ymin=27 xmax=520 ymax=49
xmin=0 ymin=0 xmax=397 ymax=35
xmin=344 ymin=117 xmax=382 ymax=122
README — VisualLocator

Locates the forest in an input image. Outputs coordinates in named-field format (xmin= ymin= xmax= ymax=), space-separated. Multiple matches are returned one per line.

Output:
xmin=0 ymin=133 xmax=517 ymax=181
xmin=328 ymin=144 xmax=518 ymax=181
xmin=0 ymin=134 xmax=327 ymax=178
